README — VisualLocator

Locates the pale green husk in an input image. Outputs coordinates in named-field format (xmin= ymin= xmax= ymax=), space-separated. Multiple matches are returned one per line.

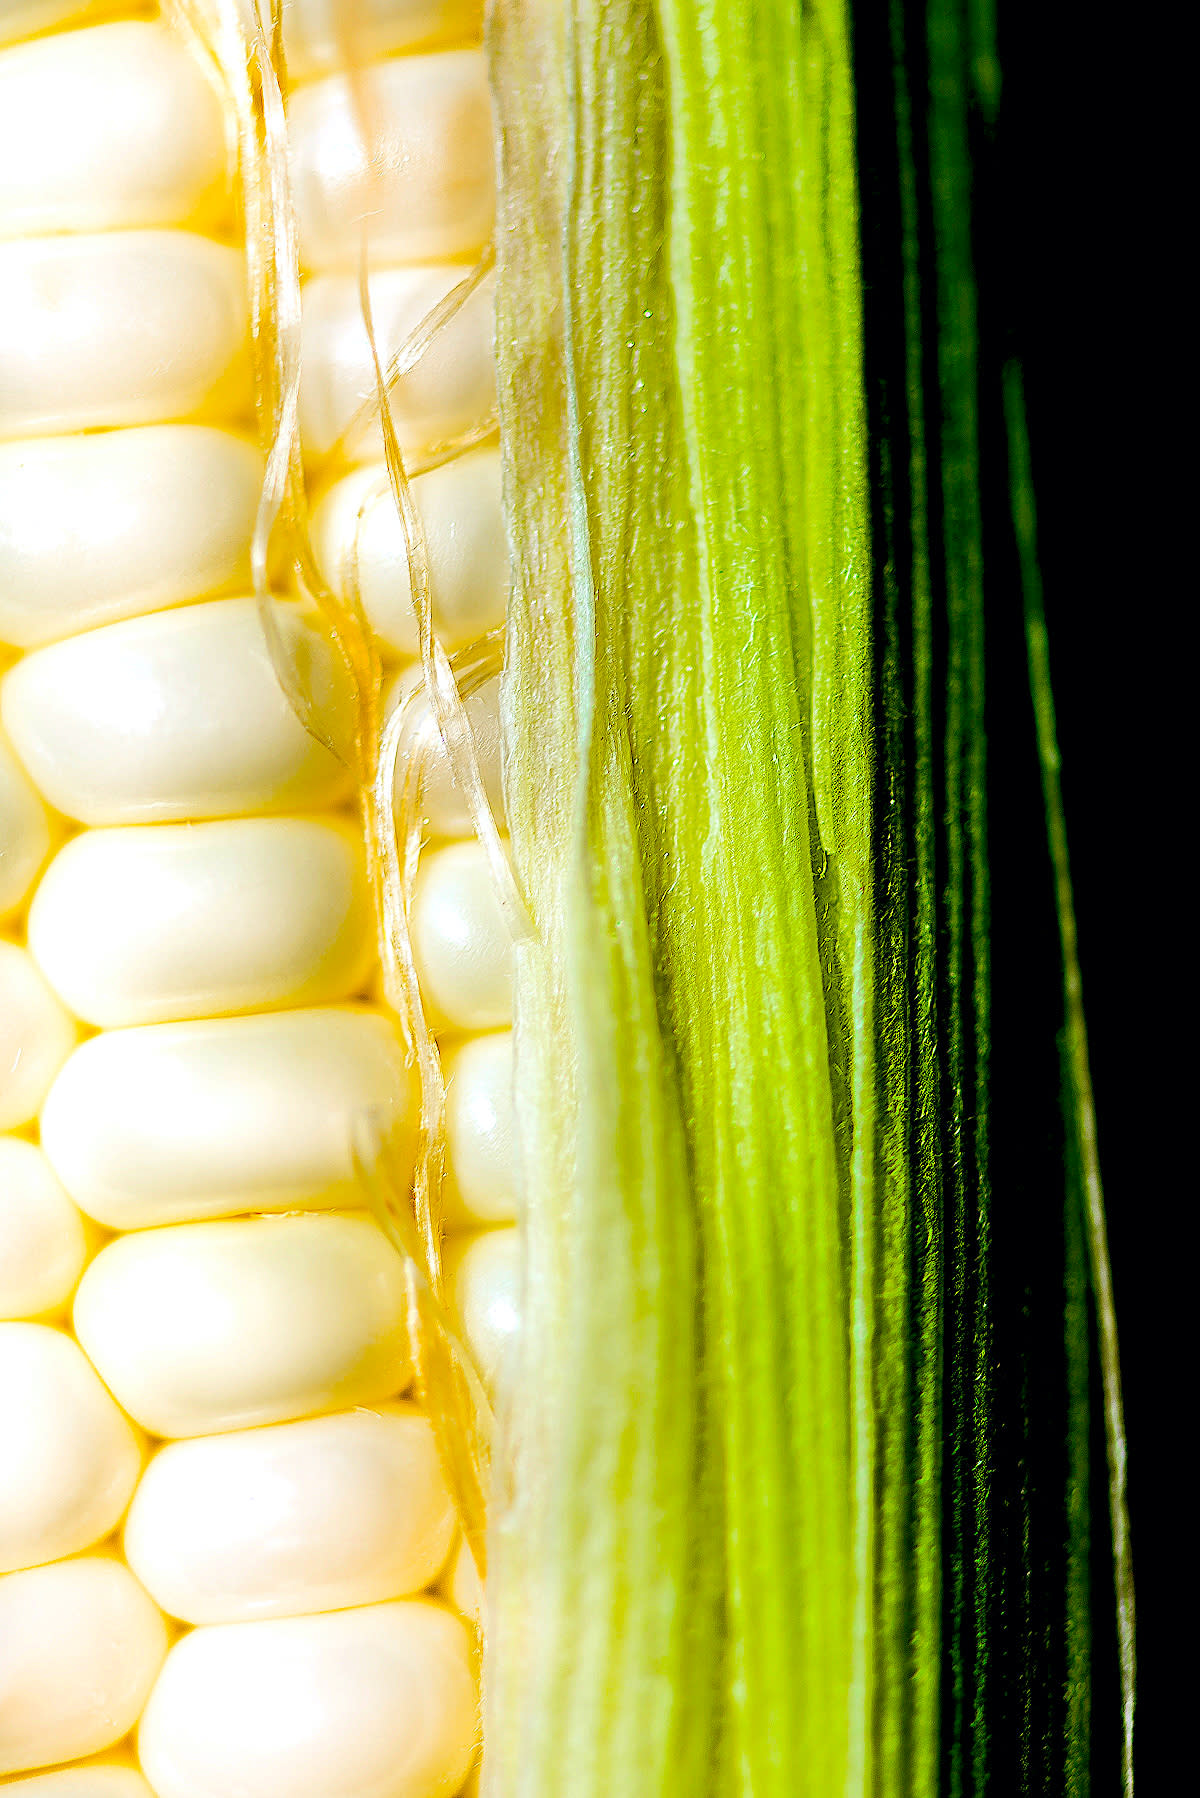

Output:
xmin=482 ymin=3 xmax=883 ymax=1791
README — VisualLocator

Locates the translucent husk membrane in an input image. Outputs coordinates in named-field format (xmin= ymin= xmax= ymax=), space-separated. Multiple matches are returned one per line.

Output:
xmin=169 ymin=0 xmax=509 ymax=1585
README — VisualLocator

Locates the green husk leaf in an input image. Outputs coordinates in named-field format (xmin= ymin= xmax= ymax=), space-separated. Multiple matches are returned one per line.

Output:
xmin=482 ymin=1 xmax=1130 ymax=1792
xmin=1005 ymin=361 xmax=1135 ymax=1795
xmin=485 ymin=1 xmax=875 ymax=1792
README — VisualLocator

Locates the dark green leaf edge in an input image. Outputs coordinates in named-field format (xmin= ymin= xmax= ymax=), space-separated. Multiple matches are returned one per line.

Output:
xmin=1004 ymin=360 xmax=1136 ymax=1798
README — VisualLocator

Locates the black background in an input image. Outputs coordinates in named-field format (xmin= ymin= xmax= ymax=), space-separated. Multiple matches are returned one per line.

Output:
xmin=993 ymin=3 xmax=1176 ymax=1787
xmin=850 ymin=0 xmax=1178 ymax=1786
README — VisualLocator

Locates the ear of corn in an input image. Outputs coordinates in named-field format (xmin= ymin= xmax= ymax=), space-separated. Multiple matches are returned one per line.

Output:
xmin=0 ymin=0 xmax=1131 ymax=1792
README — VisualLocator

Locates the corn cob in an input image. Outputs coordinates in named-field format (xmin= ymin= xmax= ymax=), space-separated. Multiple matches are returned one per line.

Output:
xmin=0 ymin=3 xmax=509 ymax=1790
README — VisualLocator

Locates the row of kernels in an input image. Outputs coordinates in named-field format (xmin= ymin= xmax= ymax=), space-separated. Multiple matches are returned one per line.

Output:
xmin=0 ymin=22 xmax=228 ymax=237
xmin=3 ymin=248 xmax=502 ymax=457
xmin=41 ymin=1007 xmax=412 ymax=1229
xmin=1 ymin=4 xmax=495 ymax=1788
xmin=11 ymin=824 xmax=517 ymax=1042
xmin=2 ymin=599 xmax=349 ymax=824
xmin=0 ymin=257 xmax=494 ymax=474
xmin=0 ymin=40 xmax=254 ymax=1534
xmin=139 ymin=1599 xmax=478 ymax=1798
xmin=3 ymin=1002 xmax=516 ymax=1285
xmin=0 ymin=428 xmax=261 ymax=649
xmin=0 ymin=231 xmax=249 ymax=439
xmin=4 ymin=643 xmax=505 ymax=923
xmin=1 ymin=945 xmax=509 ymax=1235
xmin=0 ymin=232 xmax=506 ymax=444
xmin=0 ymin=20 xmax=492 ymax=261
xmin=0 ymin=281 xmax=501 ymax=658
xmin=29 ymin=816 xmax=373 ymax=1028
xmin=125 ymin=5 xmax=494 ymax=1784
xmin=75 ymin=1213 xmax=411 ymax=1437
xmin=124 ymin=1402 xmax=455 ymax=1622
xmin=3 ymin=1564 xmax=475 ymax=1796
xmin=0 ymin=426 xmax=504 ymax=665
xmin=289 ymin=24 xmax=504 ymax=692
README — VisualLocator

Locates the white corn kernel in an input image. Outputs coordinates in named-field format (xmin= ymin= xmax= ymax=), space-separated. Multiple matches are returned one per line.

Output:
xmin=74 ymin=1213 xmax=411 ymax=1437
xmin=2 ymin=598 xmax=348 ymax=825
xmin=28 ymin=817 xmax=372 ymax=1028
xmin=0 ymin=940 xmax=76 ymax=1131
xmin=283 ymin=0 xmax=481 ymax=76
xmin=410 ymin=838 xmax=513 ymax=1031
xmin=445 ymin=1227 xmax=520 ymax=1389
xmin=290 ymin=51 xmax=493 ymax=271
xmin=125 ymin=1402 xmax=455 ymax=1624
xmin=0 ymin=1139 xmax=87 ymax=1321
xmin=0 ymin=1557 xmax=167 ymax=1777
xmin=138 ymin=1600 xmax=478 ymax=1798
xmin=0 ymin=1323 xmax=141 ymax=1574
xmin=300 ymin=264 xmax=495 ymax=459
xmin=0 ymin=428 xmax=260 ymax=650
xmin=315 ymin=450 xmax=506 ymax=657
xmin=389 ymin=666 xmax=504 ymax=840
xmin=0 ymin=23 xmax=228 ymax=238
xmin=0 ymin=232 xmax=247 ymax=439
xmin=443 ymin=1031 xmax=518 ymax=1227
xmin=0 ymin=1762 xmax=156 ymax=1796
xmin=41 ymin=1007 xmax=415 ymax=1231
xmin=0 ymin=729 xmax=50 ymax=918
